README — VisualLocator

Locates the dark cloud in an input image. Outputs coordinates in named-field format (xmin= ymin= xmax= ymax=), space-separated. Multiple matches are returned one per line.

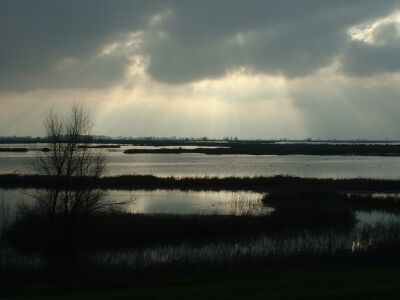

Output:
xmin=342 ymin=42 xmax=400 ymax=77
xmin=146 ymin=1 xmax=395 ymax=83
xmin=0 ymin=0 xmax=397 ymax=90
xmin=0 ymin=0 xmax=162 ymax=89
xmin=341 ymin=22 xmax=400 ymax=76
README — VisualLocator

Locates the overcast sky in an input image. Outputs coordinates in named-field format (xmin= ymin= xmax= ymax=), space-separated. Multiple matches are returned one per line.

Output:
xmin=1 ymin=0 xmax=400 ymax=139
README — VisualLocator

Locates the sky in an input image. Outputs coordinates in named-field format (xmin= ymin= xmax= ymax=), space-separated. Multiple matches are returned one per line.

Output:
xmin=1 ymin=0 xmax=400 ymax=139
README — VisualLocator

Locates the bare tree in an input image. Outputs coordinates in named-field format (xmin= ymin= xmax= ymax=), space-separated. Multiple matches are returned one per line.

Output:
xmin=35 ymin=103 xmax=105 ymax=177
xmin=33 ymin=103 xmax=110 ymax=253
xmin=34 ymin=104 xmax=108 ymax=215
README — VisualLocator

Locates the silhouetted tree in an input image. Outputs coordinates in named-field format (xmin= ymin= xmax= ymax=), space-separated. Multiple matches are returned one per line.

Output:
xmin=32 ymin=103 xmax=109 ymax=254
xmin=34 ymin=104 xmax=106 ymax=212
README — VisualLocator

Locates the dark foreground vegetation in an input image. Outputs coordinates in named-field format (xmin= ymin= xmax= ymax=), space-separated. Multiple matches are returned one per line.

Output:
xmin=123 ymin=143 xmax=400 ymax=155
xmin=2 ymin=184 xmax=400 ymax=297
xmin=2 ymin=174 xmax=400 ymax=192
xmin=3 ymin=224 xmax=400 ymax=296
xmin=5 ymin=207 xmax=355 ymax=254
xmin=345 ymin=193 xmax=400 ymax=212
xmin=3 ymin=264 xmax=400 ymax=299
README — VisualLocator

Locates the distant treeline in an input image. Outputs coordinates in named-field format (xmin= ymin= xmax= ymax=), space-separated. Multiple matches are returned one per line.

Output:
xmin=1 ymin=136 xmax=400 ymax=145
xmin=1 ymin=174 xmax=400 ymax=192
xmin=123 ymin=143 xmax=400 ymax=156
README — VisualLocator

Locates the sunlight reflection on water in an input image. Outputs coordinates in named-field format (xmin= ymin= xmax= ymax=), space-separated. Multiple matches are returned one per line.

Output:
xmin=1 ymin=151 xmax=400 ymax=178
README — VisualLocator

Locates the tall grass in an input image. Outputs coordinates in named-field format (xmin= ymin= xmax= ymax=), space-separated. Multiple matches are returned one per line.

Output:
xmin=229 ymin=194 xmax=267 ymax=216
xmin=4 ymin=209 xmax=352 ymax=254
xmin=2 ymin=223 xmax=400 ymax=289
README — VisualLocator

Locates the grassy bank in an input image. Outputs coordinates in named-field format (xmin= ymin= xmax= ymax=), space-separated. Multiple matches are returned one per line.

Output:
xmin=0 ymin=148 xmax=28 ymax=152
xmin=2 ymin=174 xmax=400 ymax=192
xmin=263 ymin=187 xmax=400 ymax=211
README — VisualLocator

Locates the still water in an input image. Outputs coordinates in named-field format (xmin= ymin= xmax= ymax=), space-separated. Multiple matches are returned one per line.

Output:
xmin=0 ymin=188 xmax=268 ymax=218
xmin=1 ymin=151 xmax=400 ymax=178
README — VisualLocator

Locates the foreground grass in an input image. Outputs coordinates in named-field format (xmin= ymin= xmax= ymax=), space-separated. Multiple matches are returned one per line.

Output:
xmin=4 ymin=264 xmax=400 ymax=299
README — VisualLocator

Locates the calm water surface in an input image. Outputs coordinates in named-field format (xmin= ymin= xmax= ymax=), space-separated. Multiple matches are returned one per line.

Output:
xmin=1 ymin=151 xmax=400 ymax=178
xmin=0 ymin=188 xmax=267 ymax=218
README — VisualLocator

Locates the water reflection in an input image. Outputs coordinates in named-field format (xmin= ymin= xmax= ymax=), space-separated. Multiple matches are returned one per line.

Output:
xmin=113 ymin=190 xmax=269 ymax=215
xmin=2 ymin=152 xmax=400 ymax=178
xmin=0 ymin=189 xmax=270 ymax=222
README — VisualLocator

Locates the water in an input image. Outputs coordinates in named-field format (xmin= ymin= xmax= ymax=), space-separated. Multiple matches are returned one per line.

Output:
xmin=1 ymin=151 xmax=400 ymax=178
xmin=0 ymin=188 xmax=268 ymax=219
xmin=112 ymin=190 xmax=269 ymax=215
